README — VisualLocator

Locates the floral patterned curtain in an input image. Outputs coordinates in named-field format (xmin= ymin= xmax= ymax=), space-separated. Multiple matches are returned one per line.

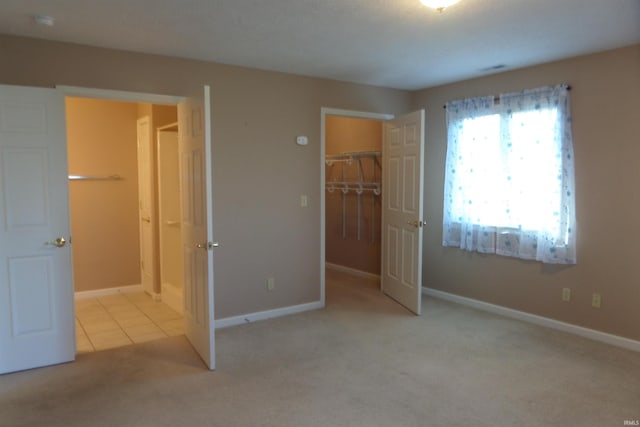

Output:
xmin=442 ymin=85 xmax=576 ymax=264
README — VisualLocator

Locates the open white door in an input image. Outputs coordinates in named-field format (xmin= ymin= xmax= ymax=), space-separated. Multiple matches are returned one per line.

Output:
xmin=0 ymin=85 xmax=74 ymax=374
xmin=178 ymin=86 xmax=216 ymax=370
xmin=381 ymin=110 xmax=425 ymax=315
xmin=136 ymin=116 xmax=156 ymax=296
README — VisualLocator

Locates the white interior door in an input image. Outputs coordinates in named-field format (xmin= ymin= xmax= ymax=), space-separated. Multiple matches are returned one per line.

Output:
xmin=137 ymin=117 xmax=155 ymax=296
xmin=381 ymin=110 xmax=425 ymax=315
xmin=178 ymin=86 xmax=215 ymax=370
xmin=0 ymin=84 xmax=74 ymax=374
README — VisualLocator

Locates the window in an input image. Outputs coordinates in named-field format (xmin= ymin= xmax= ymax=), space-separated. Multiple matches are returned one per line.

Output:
xmin=443 ymin=85 xmax=576 ymax=264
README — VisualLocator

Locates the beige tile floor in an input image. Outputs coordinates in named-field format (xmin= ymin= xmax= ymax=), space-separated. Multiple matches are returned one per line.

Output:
xmin=75 ymin=292 xmax=183 ymax=353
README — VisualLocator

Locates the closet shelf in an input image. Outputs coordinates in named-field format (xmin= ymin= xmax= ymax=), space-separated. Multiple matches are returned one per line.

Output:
xmin=325 ymin=151 xmax=381 ymax=166
xmin=68 ymin=174 xmax=123 ymax=181
xmin=326 ymin=150 xmax=382 ymax=241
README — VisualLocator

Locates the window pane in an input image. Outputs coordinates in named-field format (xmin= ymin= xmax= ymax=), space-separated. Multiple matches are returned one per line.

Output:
xmin=450 ymin=108 xmax=562 ymax=232
xmin=505 ymin=108 xmax=561 ymax=233
xmin=450 ymin=114 xmax=501 ymax=225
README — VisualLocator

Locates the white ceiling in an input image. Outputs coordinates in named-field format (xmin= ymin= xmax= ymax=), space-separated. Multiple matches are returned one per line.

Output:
xmin=1 ymin=0 xmax=639 ymax=90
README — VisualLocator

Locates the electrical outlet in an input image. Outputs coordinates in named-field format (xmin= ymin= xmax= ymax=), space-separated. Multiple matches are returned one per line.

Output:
xmin=267 ymin=277 xmax=275 ymax=292
xmin=592 ymin=293 xmax=601 ymax=308
xmin=300 ymin=195 xmax=308 ymax=207
xmin=562 ymin=288 xmax=571 ymax=302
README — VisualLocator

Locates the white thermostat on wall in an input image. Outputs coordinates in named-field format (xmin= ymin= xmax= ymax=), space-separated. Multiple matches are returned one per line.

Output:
xmin=296 ymin=136 xmax=309 ymax=146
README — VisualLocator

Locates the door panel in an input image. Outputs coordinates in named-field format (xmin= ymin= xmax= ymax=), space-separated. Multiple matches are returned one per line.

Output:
xmin=137 ymin=117 xmax=155 ymax=295
xmin=387 ymin=157 xmax=401 ymax=211
xmin=403 ymin=155 xmax=417 ymax=213
xmin=381 ymin=110 xmax=425 ymax=315
xmin=3 ymin=148 xmax=50 ymax=227
xmin=9 ymin=256 xmax=54 ymax=334
xmin=386 ymin=226 xmax=400 ymax=279
xmin=178 ymin=86 xmax=215 ymax=370
xmin=0 ymin=84 xmax=74 ymax=374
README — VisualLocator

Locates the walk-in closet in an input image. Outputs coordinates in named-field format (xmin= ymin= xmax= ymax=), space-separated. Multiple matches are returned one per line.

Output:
xmin=325 ymin=116 xmax=382 ymax=280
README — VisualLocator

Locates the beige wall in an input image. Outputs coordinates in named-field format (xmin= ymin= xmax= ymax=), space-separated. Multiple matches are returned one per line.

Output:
xmin=325 ymin=116 xmax=382 ymax=274
xmin=7 ymin=33 xmax=637 ymax=341
xmin=66 ymin=97 xmax=141 ymax=292
xmin=412 ymin=45 xmax=640 ymax=341
xmin=0 ymin=34 xmax=411 ymax=319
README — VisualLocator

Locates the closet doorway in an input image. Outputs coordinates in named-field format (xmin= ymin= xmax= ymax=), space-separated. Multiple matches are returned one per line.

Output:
xmin=321 ymin=108 xmax=426 ymax=315
xmin=324 ymin=115 xmax=384 ymax=284
xmin=321 ymin=109 xmax=392 ymax=306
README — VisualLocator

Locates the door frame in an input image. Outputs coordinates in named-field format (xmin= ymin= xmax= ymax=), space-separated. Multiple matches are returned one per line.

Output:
xmin=156 ymin=122 xmax=183 ymax=313
xmin=57 ymin=85 xmax=215 ymax=354
xmin=319 ymin=108 xmax=394 ymax=306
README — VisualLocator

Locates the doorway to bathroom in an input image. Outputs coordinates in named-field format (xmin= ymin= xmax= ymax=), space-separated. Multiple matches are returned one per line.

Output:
xmin=66 ymin=97 xmax=183 ymax=353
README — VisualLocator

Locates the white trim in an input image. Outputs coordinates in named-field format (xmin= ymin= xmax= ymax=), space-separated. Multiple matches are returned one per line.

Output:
xmin=321 ymin=108 xmax=394 ymax=121
xmin=325 ymin=262 xmax=380 ymax=281
xmin=320 ymin=107 xmax=394 ymax=308
xmin=320 ymin=111 xmax=326 ymax=307
xmin=57 ymin=85 xmax=184 ymax=105
xmin=203 ymin=85 xmax=217 ymax=369
xmin=74 ymin=284 xmax=144 ymax=300
xmin=423 ymin=287 xmax=640 ymax=353
xmin=215 ymin=301 xmax=323 ymax=329
xmin=161 ymin=282 xmax=184 ymax=314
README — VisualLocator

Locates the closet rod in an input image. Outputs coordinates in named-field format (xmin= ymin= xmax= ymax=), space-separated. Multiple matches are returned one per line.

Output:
xmin=68 ymin=174 xmax=123 ymax=181
xmin=325 ymin=151 xmax=381 ymax=165
xmin=326 ymin=181 xmax=380 ymax=188
xmin=326 ymin=186 xmax=381 ymax=195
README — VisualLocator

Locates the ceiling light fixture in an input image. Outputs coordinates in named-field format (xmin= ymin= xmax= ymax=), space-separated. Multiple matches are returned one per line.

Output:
xmin=33 ymin=14 xmax=55 ymax=27
xmin=419 ymin=0 xmax=462 ymax=12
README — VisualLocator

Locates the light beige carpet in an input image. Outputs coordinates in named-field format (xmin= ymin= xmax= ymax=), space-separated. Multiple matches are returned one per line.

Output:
xmin=1 ymin=269 xmax=639 ymax=427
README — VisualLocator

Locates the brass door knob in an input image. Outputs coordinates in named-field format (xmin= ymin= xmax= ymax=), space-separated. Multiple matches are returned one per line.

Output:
xmin=45 ymin=237 xmax=67 ymax=248
xmin=406 ymin=220 xmax=425 ymax=228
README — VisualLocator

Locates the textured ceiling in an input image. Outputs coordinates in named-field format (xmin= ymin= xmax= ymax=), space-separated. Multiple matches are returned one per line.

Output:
xmin=1 ymin=0 xmax=639 ymax=90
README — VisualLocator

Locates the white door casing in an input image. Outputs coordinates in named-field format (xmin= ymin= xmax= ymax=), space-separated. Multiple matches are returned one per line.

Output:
xmin=381 ymin=110 xmax=425 ymax=315
xmin=319 ymin=108 xmax=394 ymax=306
xmin=0 ymin=84 xmax=75 ymax=374
xmin=178 ymin=86 xmax=215 ymax=370
xmin=137 ymin=117 xmax=155 ymax=296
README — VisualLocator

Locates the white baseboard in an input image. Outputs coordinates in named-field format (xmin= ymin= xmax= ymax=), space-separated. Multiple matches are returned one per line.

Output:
xmin=422 ymin=287 xmax=640 ymax=353
xmin=215 ymin=301 xmax=324 ymax=329
xmin=325 ymin=262 xmax=380 ymax=281
xmin=74 ymin=284 xmax=144 ymax=300
xmin=161 ymin=282 xmax=184 ymax=314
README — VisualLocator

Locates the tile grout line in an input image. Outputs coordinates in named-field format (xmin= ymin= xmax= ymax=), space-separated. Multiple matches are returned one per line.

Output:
xmin=75 ymin=292 xmax=182 ymax=352
xmin=75 ymin=313 xmax=96 ymax=352
xmin=123 ymin=292 xmax=177 ymax=337
xmin=107 ymin=296 xmax=159 ymax=343
xmin=94 ymin=296 xmax=135 ymax=347
xmin=77 ymin=299 xmax=114 ymax=351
